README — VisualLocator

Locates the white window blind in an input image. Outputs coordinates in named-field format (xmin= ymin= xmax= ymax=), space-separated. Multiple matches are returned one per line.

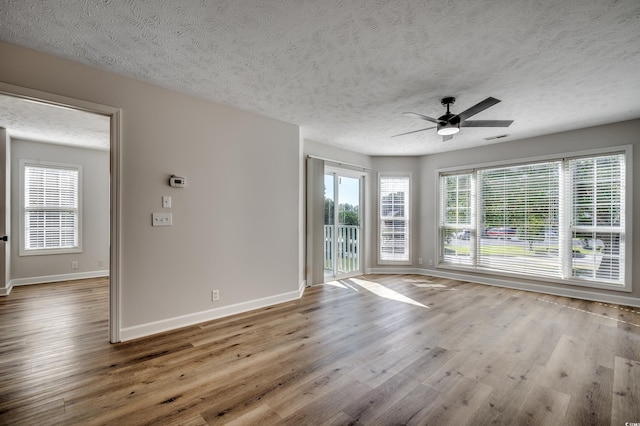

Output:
xmin=380 ymin=176 xmax=410 ymax=262
xmin=478 ymin=161 xmax=560 ymax=278
xmin=440 ymin=173 xmax=473 ymax=266
xmin=438 ymin=149 xmax=628 ymax=290
xmin=569 ymin=154 xmax=625 ymax=283
xmin=23 ymin=163 xmax=80 ymax=253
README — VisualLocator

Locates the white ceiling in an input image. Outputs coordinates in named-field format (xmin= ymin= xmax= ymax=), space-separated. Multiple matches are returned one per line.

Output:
xmin=1 ymin=0 xmax=639 ymax=156
xmin=0 ymin=95 xmax=110 ymax=150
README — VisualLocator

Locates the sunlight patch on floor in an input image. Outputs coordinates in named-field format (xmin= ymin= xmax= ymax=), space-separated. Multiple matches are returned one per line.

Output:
xmin=350 ymin=278 xmax=429 ymax=308
xmin=325 ymin=280 xmax=360 ymax=291
xmin=325 ymin=280 xmax=347 ymax=289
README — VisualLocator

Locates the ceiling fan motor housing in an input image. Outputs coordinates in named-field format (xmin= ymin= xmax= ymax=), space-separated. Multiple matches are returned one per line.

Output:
xmin=441 ymin=96 xmax=456 ymax=107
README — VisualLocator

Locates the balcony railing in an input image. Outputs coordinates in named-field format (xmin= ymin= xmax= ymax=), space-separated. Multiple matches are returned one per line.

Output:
xmin=324 ymin=225 xmax=360 ymax=274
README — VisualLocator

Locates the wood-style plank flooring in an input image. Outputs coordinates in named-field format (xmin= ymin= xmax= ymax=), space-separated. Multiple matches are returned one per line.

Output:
xmin=1 ymin=275 xmax=639 ymax=425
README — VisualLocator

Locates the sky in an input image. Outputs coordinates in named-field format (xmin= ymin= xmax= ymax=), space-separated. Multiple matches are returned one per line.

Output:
xmin=324 ymin=174 xmax=360 ymax=206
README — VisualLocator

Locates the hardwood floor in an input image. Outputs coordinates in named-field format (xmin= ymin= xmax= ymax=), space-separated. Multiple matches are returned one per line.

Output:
xmin=1 ymin=275 xmax=639 ymax=425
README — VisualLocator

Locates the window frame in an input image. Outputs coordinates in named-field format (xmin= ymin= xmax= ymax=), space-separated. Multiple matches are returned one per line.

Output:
xmin=436 ymin=146 xmax=632 ymax=292
xmin=378 ymin=173 xmax=411 ymax=265
xmin=19 ymin=159 xmax=83 ymax=256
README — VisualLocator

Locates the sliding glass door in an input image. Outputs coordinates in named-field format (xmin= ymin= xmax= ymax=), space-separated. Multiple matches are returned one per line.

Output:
xmin=324 ymin=168 xmax=363 ymax=278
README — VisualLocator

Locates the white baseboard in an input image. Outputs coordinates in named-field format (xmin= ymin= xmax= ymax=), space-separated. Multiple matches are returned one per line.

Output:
xmin=368 ymin=267 xmax=640 ymax=308
xmin=366 ymin=267 xmax=424 ymax=275
xmin=120 ymin=288 xmax=303 ymax=342
xmin=0 ymin=282 xmax=13 ymax=296
xmin=3 ymin=270 xmax=109 ymax=294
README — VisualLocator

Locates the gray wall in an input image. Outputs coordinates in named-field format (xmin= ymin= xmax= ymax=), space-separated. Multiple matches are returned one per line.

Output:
xmin=0 ymin=41 xmax=301 ymax=339
xmin=10 ymin=139 xmax=110 ymax=280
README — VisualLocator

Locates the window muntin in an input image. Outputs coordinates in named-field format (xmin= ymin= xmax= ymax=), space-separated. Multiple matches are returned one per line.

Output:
xmin=379 ymin=175 xmax=410 ymax=263
xmin=21 ymin=161 xmax=82 ymax=255
xmin=438 ymin=150 xmax=628 ymax=290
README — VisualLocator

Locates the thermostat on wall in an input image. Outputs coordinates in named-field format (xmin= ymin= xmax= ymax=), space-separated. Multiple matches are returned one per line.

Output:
xmin=169 ymin=175 xmax=186 ymax=188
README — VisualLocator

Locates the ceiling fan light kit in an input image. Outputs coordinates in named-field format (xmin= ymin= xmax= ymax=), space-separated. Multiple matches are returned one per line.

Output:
xmin=437 ymin=122 xmax=460 ymax=135
xmin=394 ymin=96 xmax=513 ymax=141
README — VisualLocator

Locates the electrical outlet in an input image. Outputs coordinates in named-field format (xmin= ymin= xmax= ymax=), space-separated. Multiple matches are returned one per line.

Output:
xmin=71 ymin=261 xmax=79 ymax=269
xmin=418 ymin=258 xmax=423 ymax=265
xmin=97 ymin=259 xmax=104 ymax=268
xmin=211 ymin=290 xmax=220 ymax=301
xmin=429 ymin=259 xmax=434 ymax=266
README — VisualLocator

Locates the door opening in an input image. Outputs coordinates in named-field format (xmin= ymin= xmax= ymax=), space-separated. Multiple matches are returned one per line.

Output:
xmin=0 ymin=83 xmax=121 ymax=343
xmin=324 ymin=167 xmax=364 ymax=279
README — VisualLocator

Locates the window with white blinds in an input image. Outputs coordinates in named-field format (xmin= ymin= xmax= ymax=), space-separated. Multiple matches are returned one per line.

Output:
xmin=569 ymin=154 xmax=625 ymax=283
xmin=21 ymin=161 xmax=82 ymax=255
xmin=478 ymin=161 xmax=561 ymax=277
xmin=379 ymin=175 xmax=410 ymax=262
xmin=438 ymin=148 xmax=629 ymax=290
xmin=440 ymin=173 xmax=474 ymax=266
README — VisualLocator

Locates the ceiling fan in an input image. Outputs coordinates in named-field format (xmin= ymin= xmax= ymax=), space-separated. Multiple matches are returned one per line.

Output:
xmin=393 ymin=96 xmax=513 ymax=141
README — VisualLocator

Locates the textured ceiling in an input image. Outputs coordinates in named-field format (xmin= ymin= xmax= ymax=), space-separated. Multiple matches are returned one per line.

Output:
xmin=1 ymin=0 xmax=639 ymax=155
xmin=0 ymin=95 xmax=110 ymax=150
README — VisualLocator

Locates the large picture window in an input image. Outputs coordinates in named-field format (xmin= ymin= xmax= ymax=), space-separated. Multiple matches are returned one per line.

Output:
xmin=438 ymin=148 xmax=630 ymax=290
xmin=379 ymin=175 xmax=410 ymax=263
xmin=20 ymin=160 xmax=82 ymax=255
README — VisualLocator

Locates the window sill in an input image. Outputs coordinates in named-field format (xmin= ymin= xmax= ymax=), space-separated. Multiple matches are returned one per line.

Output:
xmin=20 ymin=247 xmax=82 ymax=256
xmin=436 ymin=263 xmax=631 ymax=293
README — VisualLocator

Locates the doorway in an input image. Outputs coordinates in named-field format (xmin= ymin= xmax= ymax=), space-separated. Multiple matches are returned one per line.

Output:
xmin=324 ymin=167 xmax=364 ymax=279
xmin=0 ymin=82 xmax=121 ymax=342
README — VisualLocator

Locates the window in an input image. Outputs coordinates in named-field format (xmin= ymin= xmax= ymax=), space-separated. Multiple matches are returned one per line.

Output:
xmin=20 ymin=160 xmax=82 ymax=255
xmin=438 ymin=148 xmax=630 ymax=290
xmin=379 ymin=175 xmax=410 ymax=262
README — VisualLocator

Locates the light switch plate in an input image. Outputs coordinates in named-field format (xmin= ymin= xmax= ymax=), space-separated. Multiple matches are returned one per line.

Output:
xmin=162 ymin=195 xmax=172 ymax=208
xmin=152 ymin=213 xmax=172 ymax=226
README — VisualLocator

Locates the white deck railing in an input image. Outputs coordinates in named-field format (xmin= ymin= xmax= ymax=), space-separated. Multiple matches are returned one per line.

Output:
xmin=324 ymin=225 xmax=360 ymax=274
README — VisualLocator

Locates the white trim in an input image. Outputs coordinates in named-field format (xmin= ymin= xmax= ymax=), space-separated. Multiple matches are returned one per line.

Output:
xmin=120 ymin=289 xmax=303 ymax=342
xmin=368 ymin=267 xmax=640 ymax=308
xmin=109 ymin=109 xmax=123 ymax=343
xmin=0 ymin=82 xmax=123 ymax=343
xmin=9 ymin=270 xmax=109 ymax=287
xmin=307 ymin=154 xmax=371 ymax=171
xmin=0 ymin=282 xmax=12 ymax=296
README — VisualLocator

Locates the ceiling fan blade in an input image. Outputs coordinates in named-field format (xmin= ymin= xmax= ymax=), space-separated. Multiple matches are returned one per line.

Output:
xmin=391 ymin=126 xmax=435 ymax=138
xmin=461 ymin=120 xmax=514 ymax=127
xmin=443 ymin=135 xmax=454 ymax=142
xmin=455 ymin=97 xmax=501 ymax=122
xmin=402 ymin=112 xmax=441 ymax=124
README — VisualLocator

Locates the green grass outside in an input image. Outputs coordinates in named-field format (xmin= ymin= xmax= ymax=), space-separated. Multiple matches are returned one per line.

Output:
xmin=444 ymin=242 xmax=601 ymax=257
